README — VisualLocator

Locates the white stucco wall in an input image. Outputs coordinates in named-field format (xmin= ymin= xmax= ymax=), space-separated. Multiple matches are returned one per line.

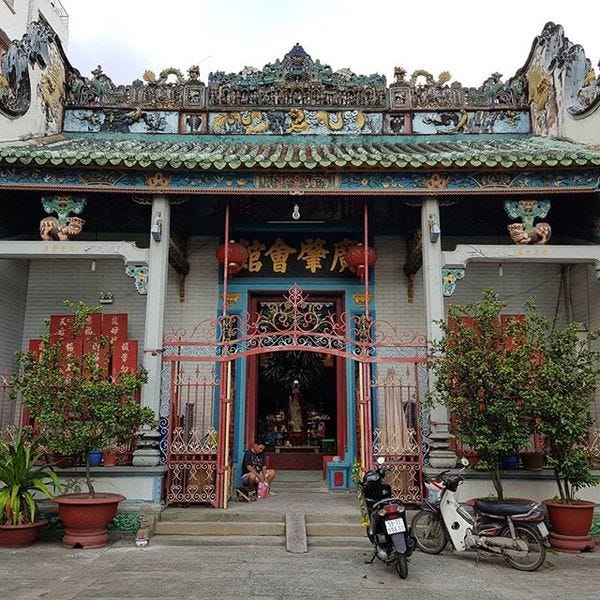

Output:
xmin=0 ymin=0 xmax=68 ymax=46
xmin=0 ymin=258 xmax=29 ymax=374
xmin=164 ymin=237 xmax=220 ymax=336
xmin=21 ymin=258 xmax=147 ymax=361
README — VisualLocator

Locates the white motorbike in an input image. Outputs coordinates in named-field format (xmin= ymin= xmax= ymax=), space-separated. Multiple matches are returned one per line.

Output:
xmin=410 ymin=459 xmax=549 ymax=571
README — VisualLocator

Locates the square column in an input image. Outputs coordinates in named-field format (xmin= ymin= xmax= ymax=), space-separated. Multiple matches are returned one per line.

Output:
xmin=421 ymin=196 xmax=456 ymax=468
xmin=134 ymin=195 xmax=170 ymax=467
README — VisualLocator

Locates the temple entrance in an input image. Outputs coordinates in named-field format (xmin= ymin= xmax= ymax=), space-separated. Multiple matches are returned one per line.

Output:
xmin=255 ymin=351 xmax=338 ymax=470
xmin=245 ymin=292 xmax=346 ymax=470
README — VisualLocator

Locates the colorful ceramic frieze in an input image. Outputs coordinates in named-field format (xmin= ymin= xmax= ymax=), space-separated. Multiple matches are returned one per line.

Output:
xmin=63 ymin=109 xmax=179 ymax=134
xmin=180 ymin=112 xmax=207 ymax=134
xmin=412 ymin=111 xmax=530 ymax=134
xmin=1 ymin=167 xmax=598 ymax=194
xmin=208 ymin=110 xmax=383 ymax=135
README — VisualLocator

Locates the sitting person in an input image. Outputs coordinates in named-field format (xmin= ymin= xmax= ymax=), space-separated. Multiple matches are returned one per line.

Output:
xmin=241 ymin=440 xmax=277 ymax=492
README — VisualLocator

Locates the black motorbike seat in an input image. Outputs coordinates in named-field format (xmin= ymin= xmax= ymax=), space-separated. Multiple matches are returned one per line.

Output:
xmin=372 ymin=498 xmax=404 ymax=511
xmin=474 ymin=499 xmax=536 ymax=516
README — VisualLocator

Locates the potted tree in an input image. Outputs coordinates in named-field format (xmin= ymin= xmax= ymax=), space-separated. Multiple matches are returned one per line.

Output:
xmin=0 ymin=429 xmax=60 ymax=547
xmin=11 ymin=302 xmax=155 ymax=548
xmin=429 ymin=290 xmax=535 ymax=500
xmin=523 ymin=310 xmax=600 ymax=552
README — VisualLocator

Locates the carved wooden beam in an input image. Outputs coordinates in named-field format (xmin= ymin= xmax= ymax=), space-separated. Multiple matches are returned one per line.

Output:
xmin=403 ymin=228 xmax=422 ymax=303
xmin=168 ymin=207 xmax=190 ymax=302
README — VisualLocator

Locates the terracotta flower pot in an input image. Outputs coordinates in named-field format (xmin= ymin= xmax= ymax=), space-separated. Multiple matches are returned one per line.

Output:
xmin=102 ymin=452 xmax=118 ymax=467
xmin=544 ymin=499 xmax=597 ymax=552
xmin=0 ymin=519 xmax=47 ymax=548
xmin=520 ymin=452 xmax=545 ymax=470
xmin=54 ymin=492 xmax=125 ymax=549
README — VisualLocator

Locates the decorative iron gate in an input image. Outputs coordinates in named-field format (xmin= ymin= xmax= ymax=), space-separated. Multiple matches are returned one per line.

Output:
xmin=162 ymin=285 xmax=428 ymax=508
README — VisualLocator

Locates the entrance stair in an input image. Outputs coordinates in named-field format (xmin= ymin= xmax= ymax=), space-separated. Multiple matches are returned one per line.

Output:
xmin=153 ymin=470 xmax=369 ymax=549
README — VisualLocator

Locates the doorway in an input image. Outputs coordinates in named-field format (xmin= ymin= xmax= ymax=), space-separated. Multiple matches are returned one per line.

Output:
xmin=245 ymin=292 xmax=347 ymax=470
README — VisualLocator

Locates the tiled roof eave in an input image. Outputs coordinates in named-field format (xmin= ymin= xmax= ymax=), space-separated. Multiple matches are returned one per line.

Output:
xmin=1 ymin=136 xmax=600 ymax=172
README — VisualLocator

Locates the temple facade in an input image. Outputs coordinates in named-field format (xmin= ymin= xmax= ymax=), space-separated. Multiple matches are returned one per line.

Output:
xmin=1 ymin=21 xmax=600 ymax=508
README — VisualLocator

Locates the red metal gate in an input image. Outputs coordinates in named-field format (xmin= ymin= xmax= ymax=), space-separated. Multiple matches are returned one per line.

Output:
xmin=162 ymin=285 xmax=428 ymax=507
xmin=371 ymin=365 xmax=425 ymax=504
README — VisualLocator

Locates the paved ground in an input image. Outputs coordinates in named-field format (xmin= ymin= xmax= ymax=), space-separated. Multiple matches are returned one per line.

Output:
xmin=1 ymin=536 xmax=599 ymax=600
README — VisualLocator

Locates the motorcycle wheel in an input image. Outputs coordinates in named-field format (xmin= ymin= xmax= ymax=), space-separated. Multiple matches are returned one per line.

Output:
xmin=410 ymin=510 xmax=447 ymax=554
xmin=500 ymin=524 xmax=546 ymax=571
xmin=395 ymin=553 xmax=408 ymax=579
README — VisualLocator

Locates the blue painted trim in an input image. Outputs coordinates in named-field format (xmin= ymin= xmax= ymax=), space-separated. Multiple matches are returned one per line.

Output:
xmin=220 ymin=277 xmax=376 ymax=487
xmin=1 ymin=166 xmax=598 ymax=194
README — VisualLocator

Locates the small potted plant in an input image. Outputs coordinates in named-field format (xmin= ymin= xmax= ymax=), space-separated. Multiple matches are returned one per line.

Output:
xmin=522 ymin=310 xmax=600 ymax=552
xmin=0 ymin=429 xmax=60 ymax=547
xmin=11 ymin=302 xmax=155 ymax=548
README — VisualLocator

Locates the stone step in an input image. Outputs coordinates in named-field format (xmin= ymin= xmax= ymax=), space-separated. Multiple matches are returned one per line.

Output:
xmin=275 ymin=470 xmax=323 ymax=482
xmin=155 ymin=520 xmax=285 ymax=536
xmin=307 ymin=536 xmax=372 ymax=548
xmin=271 ymin=482 xmax=329 ymax=492
xmin=150 ymin=535 xmax=285 ymax=547
xmin=305 ymin=522 xmax=365 ymax=537
xmin=160 ymin=508 xmax=284 ymax=523
xmin=305 ymin=513 xmax=362 ymax=524
xmin=150 ymin=534 xmax=372 ymax=548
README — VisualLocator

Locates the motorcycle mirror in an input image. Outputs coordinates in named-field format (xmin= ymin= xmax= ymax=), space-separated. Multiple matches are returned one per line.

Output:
xmin=460 ymin=457 xmax=469 ymax=467
xmin=376 ymin=456 xmax=385 ymax=465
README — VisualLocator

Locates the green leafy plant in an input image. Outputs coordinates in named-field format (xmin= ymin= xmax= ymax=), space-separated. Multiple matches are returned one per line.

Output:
xmin=260 ymin=350 xmax=325 ymax=400
xmin=521 ymin=306 xmax=600 ymax=503
xmin=0 ymin=430 xmax=60 ymax=525
xmin=429 ymin=290 xmax=535 ymax=499
xmin=11 ymin=302 xmax=155 ymax=496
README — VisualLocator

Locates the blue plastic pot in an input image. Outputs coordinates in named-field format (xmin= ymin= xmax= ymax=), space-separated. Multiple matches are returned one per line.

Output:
xmin=88 ymin=450 xmax=103 ymax=467
xmin=500 ymin=452 xmax=520 ymax=470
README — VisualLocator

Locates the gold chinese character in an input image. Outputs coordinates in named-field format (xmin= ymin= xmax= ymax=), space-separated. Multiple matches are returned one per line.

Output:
xmin=298 ymin=238 xmax=329 ymax=273
xmin=265 ymin=238 xmax=297 ymax=273
xmin=330 ymin=238 xmax=354 ymax=272
xmin=240 ymin=238 xmax=266 ymax=272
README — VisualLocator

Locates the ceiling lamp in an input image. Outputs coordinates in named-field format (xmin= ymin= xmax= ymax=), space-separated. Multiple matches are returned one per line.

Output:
xmin=215 ymin=240 xmax=249 ymax=276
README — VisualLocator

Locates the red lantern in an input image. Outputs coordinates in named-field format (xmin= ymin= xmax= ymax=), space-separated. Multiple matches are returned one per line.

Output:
xmin=215 ymin=240 xmax=249 ymax=275
xmin=345 ymin=243 xmax=378 ymax=280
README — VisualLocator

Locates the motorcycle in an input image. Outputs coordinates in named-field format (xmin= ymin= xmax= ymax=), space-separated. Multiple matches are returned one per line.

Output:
xmin=360 ymin=457 xmax=415 ymax=579
xmin=410 ymin=458 xmax=549 ymax=571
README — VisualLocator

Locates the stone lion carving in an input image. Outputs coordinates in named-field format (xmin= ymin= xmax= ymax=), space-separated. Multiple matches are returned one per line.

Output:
xmin=507 ymin=222 xmax=552 ymax=245
xmin=39 ymin=216 xmax=85 ymax=241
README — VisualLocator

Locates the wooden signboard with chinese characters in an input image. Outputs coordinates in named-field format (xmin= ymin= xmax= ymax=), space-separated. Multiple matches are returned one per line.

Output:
xmin=234 ymin=235 xmax=362 ymax=278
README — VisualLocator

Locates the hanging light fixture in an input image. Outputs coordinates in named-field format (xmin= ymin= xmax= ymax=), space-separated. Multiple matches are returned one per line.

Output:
xmin=215 ymin=240 xmax=249 ymax=276
xmin=345 ymin=243 xmax=378 ymax=280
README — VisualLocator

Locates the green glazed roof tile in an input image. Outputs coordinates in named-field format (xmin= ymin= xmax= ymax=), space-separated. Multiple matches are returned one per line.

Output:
xmin=1 ymin=134 xmax=600 ymax=172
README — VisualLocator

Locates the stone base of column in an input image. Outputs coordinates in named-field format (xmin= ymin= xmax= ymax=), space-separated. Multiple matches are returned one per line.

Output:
xmin=132 ymin=448 xmax=161 ymax=467
xmin=132 ymin=428 xmax=161 ymax=467
xmin=428 ymin=426 xmax=457 ymax=469
xmin=429 ymin=449 xmax=458 ymax=469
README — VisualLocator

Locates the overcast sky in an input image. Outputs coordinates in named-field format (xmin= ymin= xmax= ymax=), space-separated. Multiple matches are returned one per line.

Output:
xmin=59 ymin=0 xmax=600 ymax=87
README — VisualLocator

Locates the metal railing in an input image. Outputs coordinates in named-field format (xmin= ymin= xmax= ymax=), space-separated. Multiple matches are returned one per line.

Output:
xmin=0 ymin=372 xmax=21 ymax=437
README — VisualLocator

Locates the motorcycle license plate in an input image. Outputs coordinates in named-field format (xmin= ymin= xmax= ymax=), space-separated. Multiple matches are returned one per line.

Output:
xmin=537 ymin=522 xmax=549 ymax=537
xmin=385 ymin=518 xmax=406 ymax=534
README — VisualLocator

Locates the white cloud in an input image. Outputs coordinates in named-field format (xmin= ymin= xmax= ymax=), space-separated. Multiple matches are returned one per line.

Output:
xmin=60 ymin=0 xmax=600 ymax=87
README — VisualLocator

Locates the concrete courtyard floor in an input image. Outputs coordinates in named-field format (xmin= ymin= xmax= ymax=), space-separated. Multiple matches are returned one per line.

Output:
xmin=1 ymin=535 xmax=599 ymax=600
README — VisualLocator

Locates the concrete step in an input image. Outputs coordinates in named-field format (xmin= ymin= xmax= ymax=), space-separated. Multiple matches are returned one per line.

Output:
xmin=160 ymin=508 xmax=284 ymax=523
xmin=275 ymin=470 xmax=323 ymax=482
xmin=155 ymin=520 xmax=285 ymax=536
xmin=150 ymin=535 xmax=285 ymax=547
xmin=305 ymin=513 xmax=363 ymax=524
xmin=308 ymin=536 xmax=372 ymax=548
xmin=271 ymin=482 xmax=329 ymax=492
xmin=305 ymin=522 xmax=365 ymax=537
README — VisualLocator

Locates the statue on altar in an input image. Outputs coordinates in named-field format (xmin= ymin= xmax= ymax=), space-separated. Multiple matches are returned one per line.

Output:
xmin=287 ymin=380 xmax=305 ymax=435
